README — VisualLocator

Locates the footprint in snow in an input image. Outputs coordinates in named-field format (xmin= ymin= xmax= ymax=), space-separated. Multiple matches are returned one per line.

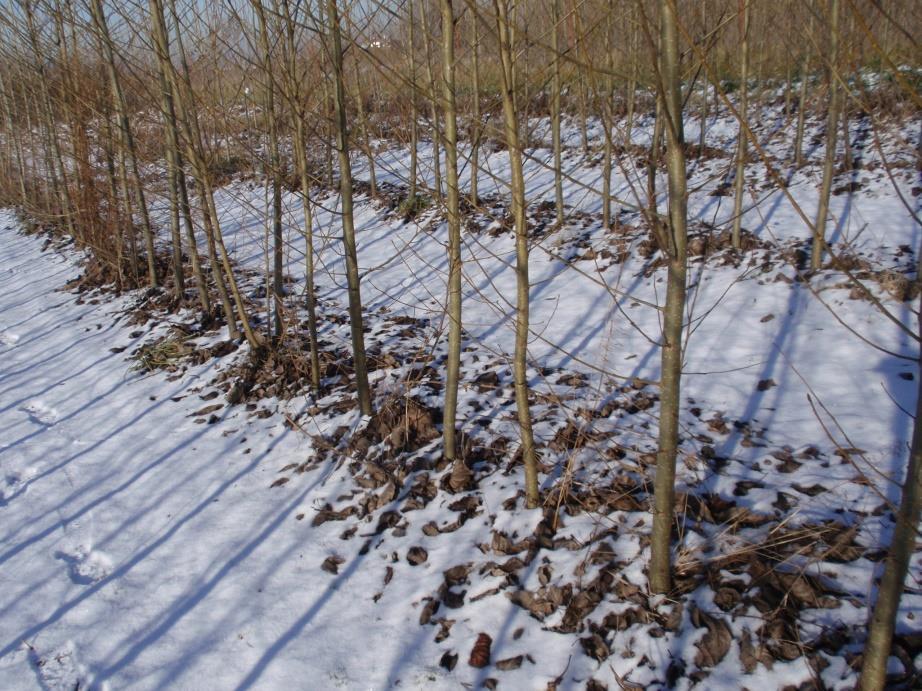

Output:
xmin=23 ymin=401 xmax=59 ymax=426
xmin=0 ymin=467 xmax=35 ymax=507
xmin=54 ymin=546 xmax=113 ymax=585
xmin=29 ymin=640 xmax=91 ymax=691
xmin=0 ymin=330 xmax=19 ymax=346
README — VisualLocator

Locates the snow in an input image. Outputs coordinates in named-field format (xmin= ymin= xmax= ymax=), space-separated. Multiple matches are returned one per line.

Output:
xmin=0 ymin=214 xmax=465 ymax=689
xmin=0 ymin=98 xmax=920 ymax=689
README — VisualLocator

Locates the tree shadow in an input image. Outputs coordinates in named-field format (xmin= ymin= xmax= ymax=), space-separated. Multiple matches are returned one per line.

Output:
xmin=0 ymin=430 xmax=287 ymax=662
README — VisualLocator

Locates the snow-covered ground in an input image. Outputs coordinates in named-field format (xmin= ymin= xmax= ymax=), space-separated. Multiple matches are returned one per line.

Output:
xmin=1 ymin=100 xmax=920 ymax=689
xmin=0 ymin=212 xmax=476 ymax=689
xmin=207 ymin=102 xmax=920 ymax=471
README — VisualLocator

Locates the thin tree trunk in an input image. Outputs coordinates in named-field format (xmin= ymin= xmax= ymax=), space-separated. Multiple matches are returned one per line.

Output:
xmin=650 ymin=0 xmax=690 ymax=594
xmin=647 ymin=93 xmax=664 ymax=226
xmin=21 ymin=82 xmax=50 ymax=214
xmin=165 ymin=0 xmax=250 ymax=344
xmin=204 ymin=175 xmax=263 ymax=348
xmin=12 ymin=73 xmax=35 ymax=204
xmin=812 ymin=0 xmax=840 ymax=270
xmin=731 ymin=0 xmax=751 ymax=249
xmin=53 ymin=3 xmax=86 ymax=237
xmin=698 ymin=83 xmax=708 ymax=153
xmin=858 ymin=313 xmax=922 ymax=691
xmin=842 ymin=95 xmax=853 ymax=172
xmin=421 ymin=0 xmax=443 ymax=202
xmin=90 ymin=0 xmax=158 ymax=287
xmin=352 ymin=58 xmax=377 ymax=198
xmin=292 ymin=127 xmax=322 ymax=394
xmin=197 ymin=181 xmax=238 ymax=336
xmin=169 ymin=9 xmax=255 ymax=349
xmin=149 ymin=0 xmax=209 ymax=311
xmin=176 ymin=158 xmax=210 ymax=313
xmin=149 ymin=0 xmax=185 ymax=298
xmin=696 ymin=0 xmax=708 ymax=150
xmin=794 ymin=57 xmax=810 ymax=167
xmin=166 ymin=150 xmax=185 ymax=297
xmin=601 ymin=8 xmax=614 ymax=230
xmin=116 ymin=132 xmax=141 ymax=286
xmin=784 ymin=60 xmax=793 ymax=119
xmin=493 ymin=0 xmax=539 ymax=509
xmin=440 ymin=0 xmax=464 ymax=475
xmin=252 ymin=0 xmax=285 ymax=339
xmin=409 ymin=0 xmax=419 ymax=200
xmin=469 ymin=10 xmax=481 ymax=208
xmin=627 ymin=4 xmax=639 ymax=149
xmin=0 ymin=73 xmax=27 ymax=206
xmin=551 ymin=0 xmax=564 ymax=226
xmin=321 ymin=77 xmax=334 ymax=188
xmin=327 ymin=0 xmax=372 ymax=415
xmin=100 ymin=108 xmax=124 ymax=288
xmin=279 ymin=0 xmax=321 ymax=393
xmin=572 ymin=2 xmax=589 ymax=157
xmin=23 ymin=0 xmax=77 ymax=240
xmin=794 ymin=0 xmax=814 ymax=170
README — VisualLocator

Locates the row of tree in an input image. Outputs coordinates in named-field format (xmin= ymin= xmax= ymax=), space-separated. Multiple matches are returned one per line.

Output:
xmin=0 ymin=2 xmax=918 ymax=688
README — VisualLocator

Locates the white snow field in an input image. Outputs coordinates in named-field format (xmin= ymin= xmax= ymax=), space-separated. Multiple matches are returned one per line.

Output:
xmin=0 ymin=216 xmax=473 ymax=689
xmin=0 ymin=101 xmax=920 ymax=690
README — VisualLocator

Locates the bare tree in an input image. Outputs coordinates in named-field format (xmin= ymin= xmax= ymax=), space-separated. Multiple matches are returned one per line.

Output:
xmin=21 ymin=0 xmax=77 ymax=241
xmin=731 ymin=0 xmax=750 ymax=249
xmin=550 ymin=0 xmax=564 ymax=227
xmin=468 ymin=7 xmax=481 ymax=208
xmin=326 ymin=0 xmax=372 ymax=415
xmin=437 ymin=0 xmax=473 ymax=491
xmin=408 ymin=0 xmax=419 ymax=201
xmin=649 ymin=0 xmax=690 ymax=594
xmin=0 ymin=71 xmax=27 ymax=206
xmin=811 ymin=0 xmax=840 ymax=270
xmin=89 ymin=0 xmax=159 ymax=287
xmin=251 ymin=0 xmax=285 ymax=339
xmin=859 ymin=354 xmax=922 ymax=689
xmin=420 ymin=0 xmax=443 ymax=202
xmin=278 ymin=0 xmax=322 ymax=393
xmin=166 ymin=0 xmax=260 ymax=348
xmin=793 ymin=7 xmax=812 ymax=169
xmin=491 ymin=0 xmax=539 ymax=508
xmin=149 ymin=0 xmax=191 ymax=302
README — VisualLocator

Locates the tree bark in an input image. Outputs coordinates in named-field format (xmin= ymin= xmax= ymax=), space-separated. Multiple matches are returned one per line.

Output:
xmin=148 ymin=0 xmax=186 ymax=299
xmin=90 ymin=0 xmax=159 ymax=287
xmin=731 ymin=0 xmax=751 ymax=249
xmin=859 ymin=283 xmax=922 ymax=690
xmin=551 ymin=0 xmax=564 ymax=226
xmin=409 ymin=0 xmax=419 ymax=200
xmin=0 ymin=72 xmax=28 ymax=207
xmin=420 ymin=0 xmax=443 ymax=202
xmin=149 ymin=0 xmax=210 ymax=312
xmin=493 ymin=0 xmax=539 ymax=509
xmin=440 ymin=0 xmax=464 ymax=471
xmin=166 ymin=0 xmax=256 ymax=345
xmin=278 ymin=0 xmax=322 ymax=393
xmin=327 ymin=0 xmax=373 ymax=415
xmin=647 ymin=93 xmax=664 ymax=228
xmin=351 ymin=58 xmax=377 ymax=198
xmin=252 ymin=0 xmax=285 ymax=340
xmin=23 ymin=0 xmax=77 ymax=241
xmin=650 ymin=0 xmax=690 ymax=595
xmin=812 ymin=0 xmax=840 ymax=270
xmin=600 ymin=8 xmax=614 ymax=230
xmin=469 ymin=10 xmax=481 ymax=208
